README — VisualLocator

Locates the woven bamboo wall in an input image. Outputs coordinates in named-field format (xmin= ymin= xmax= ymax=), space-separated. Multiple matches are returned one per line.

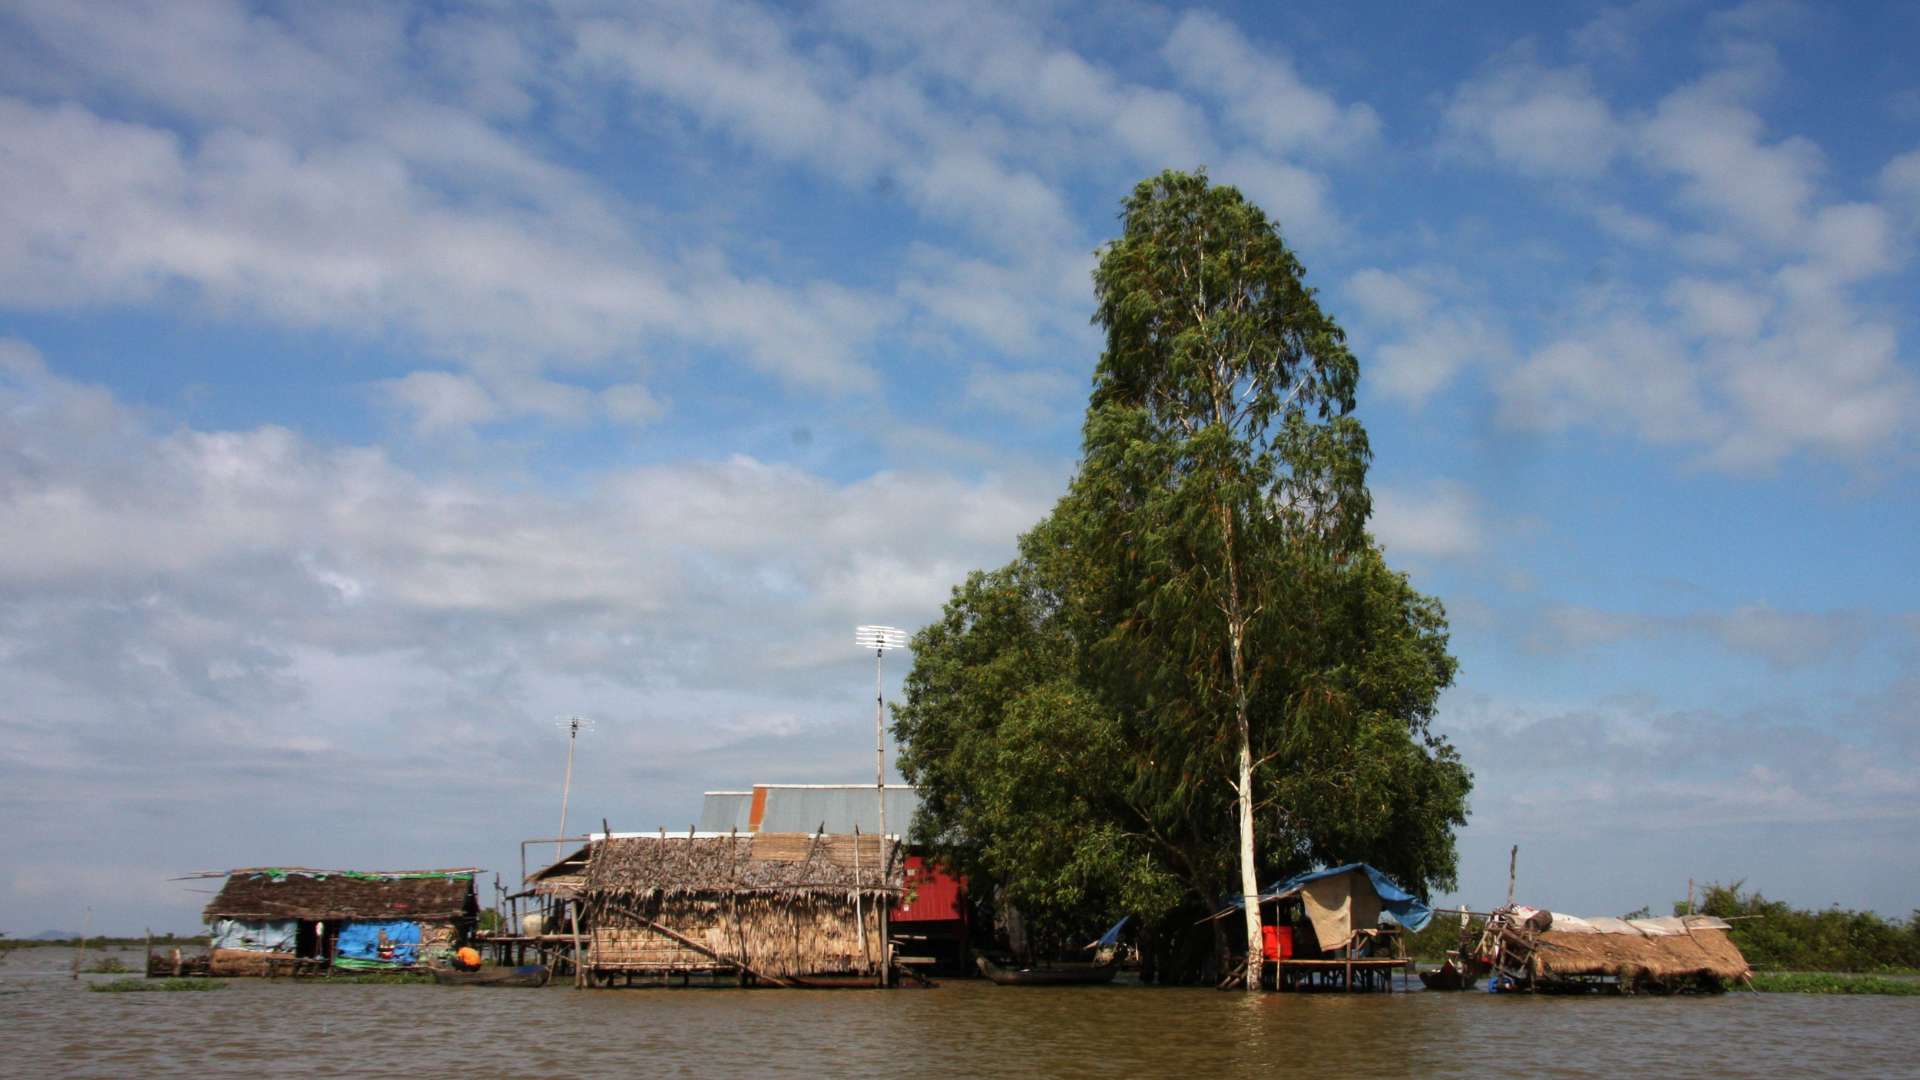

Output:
xmin=592 ymin=893 xmax=884 ymax=977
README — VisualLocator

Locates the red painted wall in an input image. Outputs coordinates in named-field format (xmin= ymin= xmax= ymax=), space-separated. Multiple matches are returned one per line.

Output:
xmin=892 ymin=854 xmax=966 ymax=923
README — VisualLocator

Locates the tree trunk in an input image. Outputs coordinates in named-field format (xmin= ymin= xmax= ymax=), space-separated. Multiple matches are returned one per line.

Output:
xmin=1236 ymin=700 xmax=1261 ymax=991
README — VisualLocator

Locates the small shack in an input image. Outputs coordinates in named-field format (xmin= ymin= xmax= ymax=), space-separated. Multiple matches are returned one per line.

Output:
xmin=200 ymin=867 xmax=479 ymax=975
xmin=580 ymin=831 xmax=902 ymax=987
xmin=1220 ymin=862 xmax=1432 ymax=991
xmin=1473 ymin=908 xmax=1750 ymax=992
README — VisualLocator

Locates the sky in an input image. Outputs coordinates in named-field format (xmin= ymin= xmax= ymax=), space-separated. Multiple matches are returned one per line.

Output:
xmin=1 ymin=0 xmax=1916 ymax=935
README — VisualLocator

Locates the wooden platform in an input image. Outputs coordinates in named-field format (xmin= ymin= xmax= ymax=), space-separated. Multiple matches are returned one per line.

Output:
xmin=1271 ymin=957 xmax=1412 ymax=992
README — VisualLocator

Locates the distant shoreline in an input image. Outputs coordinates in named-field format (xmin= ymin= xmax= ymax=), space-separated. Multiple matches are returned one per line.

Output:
xmin=2 ymin=935 xmax=210 ymax=950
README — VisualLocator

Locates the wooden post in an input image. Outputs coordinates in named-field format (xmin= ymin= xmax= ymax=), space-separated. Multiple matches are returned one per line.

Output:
xmin=878 ymin=836 xmax=891 ymax=988
xmin=72 ymin=907 xmax=90 ymax=980
xmin=1506 ymin=845 xmax=1518 ymax=908
xmin=853 ymin=826 xmax=867 ymax=972
xmin=569 ymin=900 xmax=586 ymax=989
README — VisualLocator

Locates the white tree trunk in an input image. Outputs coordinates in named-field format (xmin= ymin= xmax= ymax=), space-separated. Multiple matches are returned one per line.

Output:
xmin=1237 ymin=704 xmax=1262 ymax=991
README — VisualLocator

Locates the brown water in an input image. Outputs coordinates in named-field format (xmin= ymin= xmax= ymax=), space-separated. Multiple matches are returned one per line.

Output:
xmin=8 ymin=947 xmax=1917 ymax=1077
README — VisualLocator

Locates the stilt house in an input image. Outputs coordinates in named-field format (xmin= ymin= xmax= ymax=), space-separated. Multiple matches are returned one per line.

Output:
xmin=700 ymin=784 xmax=971 ymax=971
xmin=579 ymin=830 xmax=901 ymax=985
xmin=201 ymin=867 xmax=479 ymax=975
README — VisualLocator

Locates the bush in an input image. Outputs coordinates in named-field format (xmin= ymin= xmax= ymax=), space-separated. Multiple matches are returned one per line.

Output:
xmin=1688 ymin=881 xmax=1920 ymax=973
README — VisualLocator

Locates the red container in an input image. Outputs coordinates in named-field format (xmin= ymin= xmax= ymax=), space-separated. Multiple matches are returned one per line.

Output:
xmin=1262 ymin=925 xmax=1293 ymax=960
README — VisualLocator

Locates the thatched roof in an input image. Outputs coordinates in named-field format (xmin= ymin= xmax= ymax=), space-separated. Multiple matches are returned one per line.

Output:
xmin=203 ymin=869 xmax=478 ymax=922
xmin=586 ymin=832 xmax=901 ymax=897
xmin=1533 ymin=925 xmax=1750 ymax=982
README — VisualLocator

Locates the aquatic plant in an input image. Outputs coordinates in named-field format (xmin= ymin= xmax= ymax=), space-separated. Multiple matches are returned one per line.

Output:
xmin=87 ymin=978 xmax=222 ymax=992
xmin=1749 ymin=972 xmax=1920 ymax=996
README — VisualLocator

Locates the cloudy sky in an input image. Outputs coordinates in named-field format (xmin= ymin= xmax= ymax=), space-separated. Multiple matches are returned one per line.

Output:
xmin=2 ymin=0 xmax=1916 ymax=934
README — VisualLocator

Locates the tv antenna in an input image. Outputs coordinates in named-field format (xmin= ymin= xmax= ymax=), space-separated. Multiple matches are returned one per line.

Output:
xmin=854 ymin=626 xmax=908 ymax=843
xmin=555 ymin=716 xmax=594 ymax=862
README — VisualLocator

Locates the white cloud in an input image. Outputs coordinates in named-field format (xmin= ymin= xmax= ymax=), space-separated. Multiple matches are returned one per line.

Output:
xmin=1345 ymin=269 xmax=1435 ymax=325
xmin=1637 ymin=71 xmax=1823 ymax=249
xmin=1879 ymin=148 xmax=1920 ymax=223
xmin=963 ymin=366 xmax=1079 ymax=426
xmin=601 ymin=383 xmax=666 ymax=427
xmin=1371 ymin=481 xmax=1483 ymax=558
xmin=1530 ymin=602 xmax=1878 ymax=671
xmin=381 ymin=371 xmax=499 ymax=435
xmin=1162 ymin=11 xmax=1379 ymax=157
xmin=0 ymin=341 xmax=1067 ymax=929
xmin=1443 ymin=53 xmax=1621 ymax=177
xmin=1666 ymin=277 xmax=1770 ymax=340
xmin=1343 ymin=268 xmax=1508 ymax=406
xmin=1502 ymin=315 xmax=1717 ymax=443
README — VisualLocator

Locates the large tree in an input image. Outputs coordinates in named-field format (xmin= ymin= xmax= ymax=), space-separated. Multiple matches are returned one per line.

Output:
xmin=896 ymin=170 xmax=1469 ymax=983
xmin=1085 ymin=169 xmax=1371 ymax=988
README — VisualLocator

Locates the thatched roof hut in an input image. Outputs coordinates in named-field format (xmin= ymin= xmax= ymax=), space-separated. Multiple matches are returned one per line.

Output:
xmin=199 ymin=868 xmax=479 ymax=976
xmin=1531 ymin=914 xmax=1750 ymax=986
xmin=587 ymin=832 xmax=900 ymax=895
xmin=203 ymin=868 xmax=478 ymax=923
xmin=581 ymin=832 xmax=902 ymax=983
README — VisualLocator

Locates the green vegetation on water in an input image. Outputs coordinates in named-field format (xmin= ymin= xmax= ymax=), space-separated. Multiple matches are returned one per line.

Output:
xmin=88 ymin=978 xmax=222 ymax=993
xmin=1750 ymin=972 xmax=1920 ymax=995
xmin=1693 ymin=882 xmax=1920 ymax=973
xmin=85 ymin=957 xmax=133 ymax=974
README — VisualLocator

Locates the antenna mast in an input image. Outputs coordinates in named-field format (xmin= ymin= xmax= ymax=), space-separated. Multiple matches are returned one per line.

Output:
xmin=555 ymin=716 xmax=594 ymax=862
xmin=853 ymin=626 xmax=907 ymax=844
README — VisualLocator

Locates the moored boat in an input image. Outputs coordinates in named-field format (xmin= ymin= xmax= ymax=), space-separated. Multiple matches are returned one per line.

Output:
xmin=976 ymin=955 xmax=1117 ymax=986
xmin=1417 ymin=959 xmax=1480 ymax=991
xmin=431 ymin=963 xmax=551 ymax=987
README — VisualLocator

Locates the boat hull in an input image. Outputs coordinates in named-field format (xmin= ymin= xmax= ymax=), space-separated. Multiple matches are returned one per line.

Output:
xmin=976 ymin=956 xmax=1117 ymax=986
xmin=431 ymin=964 xmax=552 ymax=987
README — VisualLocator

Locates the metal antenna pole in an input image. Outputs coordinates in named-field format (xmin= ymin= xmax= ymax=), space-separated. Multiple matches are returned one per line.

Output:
xmin=875 ymin=644 xmax=886 ymax=843
xmin=554 ymin=716 xmax=594 ymax=863
xmin=855 ymin=626 xmax=906 ymax=836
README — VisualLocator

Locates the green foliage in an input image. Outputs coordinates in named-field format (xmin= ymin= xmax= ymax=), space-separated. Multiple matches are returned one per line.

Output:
xmin=896 ymin=171 xmax=1471 ymax=963
xmin=1689 ymin=881 xmax=1920 ymax=972
xmin=1402 ymin=916 xmax=1475 ymax=962
xmin=477 ymin=908 xmax=503 ymax=934
xmin=1750 ymin=972 xmax=1920 ymax=995
xmin=85 ymin=957 xmax=132 ymax=973
xmin=88 ymin=978 xmax=222 ymax=992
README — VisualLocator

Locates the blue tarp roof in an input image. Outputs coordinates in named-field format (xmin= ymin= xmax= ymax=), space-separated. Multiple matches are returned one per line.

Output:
xmin=1228 ymin=863 xmax=1434 ymax=933
xmin=1089 ymin=915 xmax=1130 ymax=948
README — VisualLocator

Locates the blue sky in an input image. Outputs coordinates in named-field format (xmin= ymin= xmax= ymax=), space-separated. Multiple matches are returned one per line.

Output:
xmin=1 ymin=0 xmax=1916 ymax=933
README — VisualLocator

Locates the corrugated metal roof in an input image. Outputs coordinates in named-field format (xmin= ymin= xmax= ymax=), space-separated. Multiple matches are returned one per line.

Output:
xmin=754 ymin=785 xmax=921 ymax=836
xmin=697 ymin=792 xmax=753 ymax=832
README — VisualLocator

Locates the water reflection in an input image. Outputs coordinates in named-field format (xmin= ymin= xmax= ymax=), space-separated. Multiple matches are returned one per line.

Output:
xmin=6 ymin=948 xmax=1915 ymax=1078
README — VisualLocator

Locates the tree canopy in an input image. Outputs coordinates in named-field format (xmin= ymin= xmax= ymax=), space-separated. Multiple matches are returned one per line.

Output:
xmin=894 ymin=170 xmax=1471 ymax=979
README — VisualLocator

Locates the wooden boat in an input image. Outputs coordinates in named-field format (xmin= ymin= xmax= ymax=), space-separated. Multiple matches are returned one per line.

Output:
xmin=1417 ymin=959 xmax=1479 ymax=991
xmin=976 ymin=955 xmax=1117 ymax=986
xmin=431 ymin=963 xmax=551 ymax=987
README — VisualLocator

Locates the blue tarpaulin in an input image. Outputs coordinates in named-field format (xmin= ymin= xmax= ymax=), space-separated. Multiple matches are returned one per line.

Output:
xmin=333 ymin=920 xmax=422 ymax=965
xmin=1088 ymin=915 xmax=1130 ymax=949
xmin=1226 ymin=863 xmax=1434 ymax=933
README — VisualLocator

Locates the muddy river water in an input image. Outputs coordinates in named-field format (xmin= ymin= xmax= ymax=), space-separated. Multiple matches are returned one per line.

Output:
xmin=7 ymin=947 xmax=1916 ymax=1077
